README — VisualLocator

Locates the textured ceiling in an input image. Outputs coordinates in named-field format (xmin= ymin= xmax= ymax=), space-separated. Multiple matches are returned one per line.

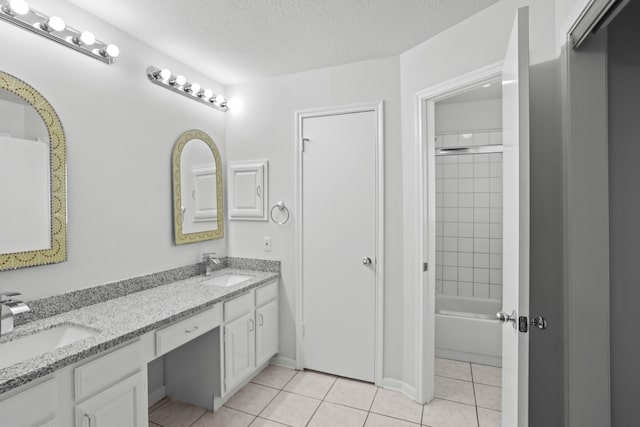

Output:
xmin=67 ymin=0 xmax=499 ymax=85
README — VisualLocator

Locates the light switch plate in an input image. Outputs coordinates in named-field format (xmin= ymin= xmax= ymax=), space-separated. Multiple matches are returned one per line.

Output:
xmin=263 ymin=236 xmax=272 ymax=252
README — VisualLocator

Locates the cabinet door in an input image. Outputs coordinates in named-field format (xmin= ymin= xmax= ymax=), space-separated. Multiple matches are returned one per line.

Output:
xmin=0 ymin=378 xmax=57 ymax=427
xmin=256 ymin=299 xmax=279 ymax=367
xmin=75 ymin=371 xmax=146 ymax=427
xmin=224 ymin=312 xmax=256 ymax=391
xmin=228 ymin=160 xmax=268 ymax=221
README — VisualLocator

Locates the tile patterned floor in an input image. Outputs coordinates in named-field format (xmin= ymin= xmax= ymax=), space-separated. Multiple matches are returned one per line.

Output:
xmin=148 ymin=358 xmax=502 ymax=427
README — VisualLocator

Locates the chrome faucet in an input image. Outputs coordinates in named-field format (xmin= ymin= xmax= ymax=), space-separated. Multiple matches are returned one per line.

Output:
xmin=202 ymin=253 xmax=221 ymax=276
xmin=0 ymin=292 xmax=30 ymax=336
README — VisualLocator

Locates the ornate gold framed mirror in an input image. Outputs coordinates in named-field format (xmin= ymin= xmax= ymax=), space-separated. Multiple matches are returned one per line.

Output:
xmin=172 ymin=129 xmax=224 ymax=244
xmin=0 ymin=71 xmax=67 ymax=271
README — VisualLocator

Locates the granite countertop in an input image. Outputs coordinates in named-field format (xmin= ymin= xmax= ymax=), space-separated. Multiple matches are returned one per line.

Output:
xmin=0 ymin=267 xmax=279 ymax=395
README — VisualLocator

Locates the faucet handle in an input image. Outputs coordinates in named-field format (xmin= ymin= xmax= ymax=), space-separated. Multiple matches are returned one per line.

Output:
xmin=0 ymin=291 xmax=20 ymax=302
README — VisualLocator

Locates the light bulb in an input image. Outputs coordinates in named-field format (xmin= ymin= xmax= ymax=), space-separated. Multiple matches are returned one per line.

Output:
xmin=100 ymin=44 xmax=119 ymax=58
xmin=202 ymin=89 xmax=213 ymax=99
xmin=215 ymin=95 xmax=225 ymax=104
xmin=4 ymin=0 xmax=29 ymax=15
xmin=185 ymin=82 xmax=200 ymax=94
xmin=42 ymin=16 xmax=65 ymax=32
xmin=171 ymin=75 xmax=186 ymax=86
xmin=226 ymin=98 xmax=241 ymax=111
xmin=156 ymin=68 xmax=171 ymax=81
xmin=73 ymin=30 xmax=95 ymax=46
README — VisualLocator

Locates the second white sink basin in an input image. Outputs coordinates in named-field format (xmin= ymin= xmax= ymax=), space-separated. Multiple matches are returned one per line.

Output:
xmin=199 ymin=274 xmax=253 ymax=287
xmin=0 ymin=324 xmax=97 ymax=370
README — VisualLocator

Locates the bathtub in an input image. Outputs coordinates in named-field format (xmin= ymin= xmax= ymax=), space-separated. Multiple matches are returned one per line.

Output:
xmin=435 ymin=295 xmax=502 ymax=367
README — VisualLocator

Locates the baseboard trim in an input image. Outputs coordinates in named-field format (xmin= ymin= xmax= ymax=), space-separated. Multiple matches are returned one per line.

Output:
xmin=381 ymin=378 xmax=417 ymax=401
xmin=269 ymin=355 xmax=297 ymax=370
xmin=148 ymin=385 xmax=167 ymax=407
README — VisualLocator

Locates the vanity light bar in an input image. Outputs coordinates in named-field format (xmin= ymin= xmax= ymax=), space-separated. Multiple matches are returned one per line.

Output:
xmin=0 ymin=0 xmax=119 ymax=64
xmin=146 ymin=66 xmax=228 ymax=112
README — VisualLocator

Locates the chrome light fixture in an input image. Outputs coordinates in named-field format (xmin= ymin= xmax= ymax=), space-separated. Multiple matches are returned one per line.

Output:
xmin=146 ymin=65 xmax=228 ymax=112
xmin=0 ymin=0 xmax=120 ymax=64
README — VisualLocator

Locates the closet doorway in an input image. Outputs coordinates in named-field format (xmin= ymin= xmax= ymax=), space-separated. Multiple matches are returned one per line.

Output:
xmin=295 ymin=103 xmax=384 ymax=384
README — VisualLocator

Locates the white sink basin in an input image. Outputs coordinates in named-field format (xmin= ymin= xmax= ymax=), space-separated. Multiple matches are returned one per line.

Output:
xmin=0 ymin=324 xmax=97 ymax=370
xmin=199 ymin=274 xmax=253 ymax=287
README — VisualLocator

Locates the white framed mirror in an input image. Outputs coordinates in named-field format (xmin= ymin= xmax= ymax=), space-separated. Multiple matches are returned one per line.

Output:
xmin=172 ymin=129 xmax=224 ymax=244
xmin=0 ymin=70 xmax=67 ymax=271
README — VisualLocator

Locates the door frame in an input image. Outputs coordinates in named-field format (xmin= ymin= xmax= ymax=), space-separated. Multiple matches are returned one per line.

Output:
xmin=294 ymin=101 xmax=385 ymax=386
xmin=559 ymin=2 xmax=612 ymax=424
xmin=414 ymin=62 xmax=503 ymax=403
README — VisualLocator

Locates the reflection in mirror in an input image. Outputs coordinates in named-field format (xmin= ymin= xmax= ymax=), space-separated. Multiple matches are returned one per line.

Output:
xmin=172 ymin=130 xmax=223 ymax=244
xmin=0 ymin=71 xmax=67 ymax=271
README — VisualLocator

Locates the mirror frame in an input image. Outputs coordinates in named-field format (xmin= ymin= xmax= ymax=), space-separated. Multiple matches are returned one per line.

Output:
xmin=172 ymin=129 xmax=224 ymax=244
xmin=0 ymin=70 xmax=67 ymax=271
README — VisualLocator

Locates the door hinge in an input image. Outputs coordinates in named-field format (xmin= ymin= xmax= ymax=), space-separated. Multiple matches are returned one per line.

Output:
xmin=301 ymin=138 xmax=309 ymax=152
xmin=302 ymin=323 xmax=305 ymax=337
xmin=423 ymin=262 xmax=428 ymax=272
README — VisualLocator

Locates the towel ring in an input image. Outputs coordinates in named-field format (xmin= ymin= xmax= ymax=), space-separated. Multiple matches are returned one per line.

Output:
xmin=270 ymin=201 xmax=290 ymax=225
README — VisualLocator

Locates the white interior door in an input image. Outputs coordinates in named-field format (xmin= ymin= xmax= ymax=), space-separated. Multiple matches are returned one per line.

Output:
xmin=501 ymin=6 xmax=530 ymax=427
xmin=301 ymin=110 xmax=377 ymax=382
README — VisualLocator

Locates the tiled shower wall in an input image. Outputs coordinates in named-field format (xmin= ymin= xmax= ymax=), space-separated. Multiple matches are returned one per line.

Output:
xmin=435 ymin=129 xmax=503 ymax=301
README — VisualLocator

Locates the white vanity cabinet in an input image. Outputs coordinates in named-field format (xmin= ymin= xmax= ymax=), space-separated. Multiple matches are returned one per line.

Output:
xmin=222 ymin=279 xmax=278 ymax=395
xmin=0 ymin=378 xmax=58 ymax=427
xmin=73 ymin=341 xmax=146 ymax=427
xmin=74 ymin=372 xmax=146 ymax=427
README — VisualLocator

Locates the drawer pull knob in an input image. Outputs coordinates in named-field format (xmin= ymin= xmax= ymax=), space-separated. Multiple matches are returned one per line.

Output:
xmin=185 ymin=325 xmax=200 ymax=333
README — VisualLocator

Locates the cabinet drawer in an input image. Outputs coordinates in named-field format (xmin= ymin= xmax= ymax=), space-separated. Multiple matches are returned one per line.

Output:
xmin=75 ymin=341 xmax=141 ymax=401
xmin=224 ymin=291 xmax=254 ymax=322
xmin=256 ymin=280 xmax=278 ymax=306
xmin=0 ymin=378 xmax=56 ymax=426
xmin=156 ymin=304 xmax=222 ymax=356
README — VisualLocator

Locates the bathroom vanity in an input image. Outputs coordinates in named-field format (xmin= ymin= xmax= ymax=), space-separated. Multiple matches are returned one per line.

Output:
xmin=0 ymin=267 xmax=279 ymax=427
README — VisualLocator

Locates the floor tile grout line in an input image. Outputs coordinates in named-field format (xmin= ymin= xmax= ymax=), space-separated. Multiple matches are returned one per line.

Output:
xmin=369 ymin=408 xmax=423 ymax=425
xmin=319 ymin=375 xmax=338 ymax=401
xmin=470 ymin=361 xmax=481 ymax=427
xmin=303 ymin=399 xmax=323 ymax=427
xmin=255 ymin=388 xmax=286 ymax=419
xmin=188 ymin=409 xmax=210 ymax=427
xmin=431 ymin=396 xmax=477 ymax=408
xmin=434 ymin=372 xmax=474 ymax=383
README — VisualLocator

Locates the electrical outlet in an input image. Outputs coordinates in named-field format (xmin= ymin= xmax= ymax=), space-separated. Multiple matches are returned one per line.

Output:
xmin=263 ymin=236 xmax=272 ymax=252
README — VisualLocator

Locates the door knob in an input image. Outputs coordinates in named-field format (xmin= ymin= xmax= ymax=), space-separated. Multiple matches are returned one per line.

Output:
xmin=362 ymin=257 xmax=372 ymax=265
xmin=530 ymin=316 xmax=548 ymax=330
xmin=496 ymin=310 xmax=517 ymax=328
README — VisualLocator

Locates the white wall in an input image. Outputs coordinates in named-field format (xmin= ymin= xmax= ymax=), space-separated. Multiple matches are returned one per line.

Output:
xmin=0 ymin=0 xmax=227 ymax=299
xmin=435 ymin=99 xmax=502 ymax=133
xmin=225 ymin=56 xmax=403 ymax=378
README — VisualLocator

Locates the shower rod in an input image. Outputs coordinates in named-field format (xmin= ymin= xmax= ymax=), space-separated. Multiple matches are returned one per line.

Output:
xmin=435 ymin=145 xmax=503 ymax=156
